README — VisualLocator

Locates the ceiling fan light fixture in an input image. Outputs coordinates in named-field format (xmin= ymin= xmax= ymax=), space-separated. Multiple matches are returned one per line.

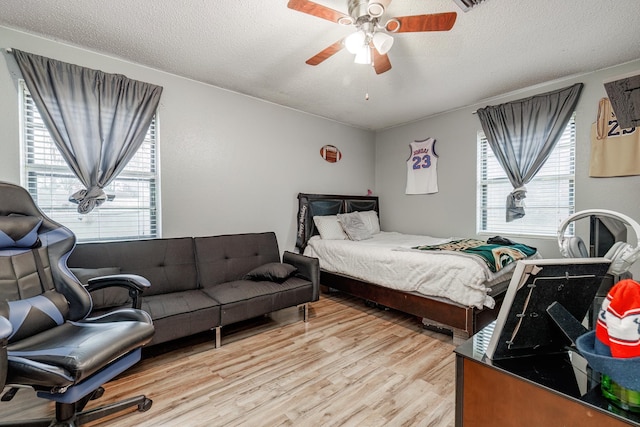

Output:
xmin=372 ymin=31 xmax=393 ymax=54
xmin=337 ymin=16 xmax=355 ymax=26
xmin=367 ymin=0 xmax=390 ymax=18
xmin=354 ymin=45 xmax=372 ymax=65
xmin=345 ymin=30 xmax=367 ymax=54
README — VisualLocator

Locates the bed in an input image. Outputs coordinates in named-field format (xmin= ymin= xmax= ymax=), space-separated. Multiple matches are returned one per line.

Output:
xmin=296 ymin=193 xmax=540 ymax=343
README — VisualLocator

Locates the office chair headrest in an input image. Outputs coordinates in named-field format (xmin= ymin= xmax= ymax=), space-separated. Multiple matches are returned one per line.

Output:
xmin=0 ymin=215 xmax=42 ymax=249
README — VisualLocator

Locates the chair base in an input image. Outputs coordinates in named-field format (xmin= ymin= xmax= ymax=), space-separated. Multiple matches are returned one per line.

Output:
xmin=0 ymin=387 xmax=152 ymax=427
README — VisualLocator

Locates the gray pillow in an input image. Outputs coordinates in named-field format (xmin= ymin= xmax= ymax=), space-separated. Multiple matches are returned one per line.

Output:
xmin=337 ymin=212 xmax=372 ymax=241
xmin=70 ymin=267 xmax=130 ymax=310
xmin=244 ymin=263 xmax=297 ymax=282
xmin=358 ymin=210 xmax=381 ymax=234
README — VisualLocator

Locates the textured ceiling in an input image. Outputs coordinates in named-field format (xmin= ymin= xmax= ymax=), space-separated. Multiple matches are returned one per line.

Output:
xmin=1 ymin=0 xmax=639 ymax=130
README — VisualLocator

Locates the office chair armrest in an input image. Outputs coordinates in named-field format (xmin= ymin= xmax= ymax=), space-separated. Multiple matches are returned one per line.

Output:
xmin=0 ymin=316 xmax=12 ymax=341
xmin=86 ymin=274 xmax=151 ymax=310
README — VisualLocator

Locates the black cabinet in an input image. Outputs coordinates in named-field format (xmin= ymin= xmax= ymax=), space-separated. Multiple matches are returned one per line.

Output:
xmin=454 ymin=325 xmax=640 ymax=427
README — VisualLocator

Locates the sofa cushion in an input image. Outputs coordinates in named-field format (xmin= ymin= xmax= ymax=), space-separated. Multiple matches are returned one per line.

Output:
xmin=140 ymin=290 xmax=221 ymax=346
xmin=70 ymin=267 xmax=130 ymax=309
xmin=202 ymin=276 xmax=313 ymax=325
xmin=202 ymin=277 xmax=310 ymax=304
xmin=140 ymin=289 xmax=220 ymax=321
xmin=195 ymin=232 xmax=280 ymax=286
xmin=244 ymin=262 xmax=297 ymax=282
xmin=67 ymin=237 xmax=198 ymax=296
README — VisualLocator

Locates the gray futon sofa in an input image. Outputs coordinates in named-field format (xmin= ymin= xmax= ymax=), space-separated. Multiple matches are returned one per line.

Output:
xmin=66 ymin=232 xmax=319 ymax=347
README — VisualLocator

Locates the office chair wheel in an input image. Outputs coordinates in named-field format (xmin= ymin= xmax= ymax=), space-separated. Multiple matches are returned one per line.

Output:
xmin=90 ymin=387 xmax=105 ymax=400
xmin=138 ymin=397 xmax=153 ymax=412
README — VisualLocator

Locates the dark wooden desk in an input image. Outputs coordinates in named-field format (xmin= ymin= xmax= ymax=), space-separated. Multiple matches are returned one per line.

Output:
xmin=454 ymin=326 xmax=640 ymax=427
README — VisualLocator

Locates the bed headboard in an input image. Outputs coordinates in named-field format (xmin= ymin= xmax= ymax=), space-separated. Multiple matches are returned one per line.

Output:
xmin=296 ymin=193 xmax=380 ymax=253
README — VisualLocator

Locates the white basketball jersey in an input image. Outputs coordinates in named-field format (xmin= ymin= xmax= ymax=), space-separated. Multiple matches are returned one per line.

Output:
xmin=406 ymin=138 xmax=438 ymax=194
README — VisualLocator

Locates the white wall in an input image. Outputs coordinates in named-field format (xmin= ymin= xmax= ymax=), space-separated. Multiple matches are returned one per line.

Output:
xmin=0 ymin=26 xmax=375 ymax=252
xmin=3 ymin=25 xmax=639 ymax=273
xmin=375 ymin=59 xmax=640 ymax=276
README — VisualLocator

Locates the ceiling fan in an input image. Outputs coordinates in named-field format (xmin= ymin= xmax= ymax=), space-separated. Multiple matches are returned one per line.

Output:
xmin=287 ymin=0 xmax=457 ymax=74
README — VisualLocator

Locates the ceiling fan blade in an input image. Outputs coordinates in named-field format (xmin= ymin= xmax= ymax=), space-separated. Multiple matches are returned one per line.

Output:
xmin=389 ymin=12 xmax=457 ymax=33
xmin=306 ymin=39 xmax=345 ymax=66
xmin=287 ymin=0 xmax=351 ymax=24
xmin=372 ymin=49 xmax=392 ymax=74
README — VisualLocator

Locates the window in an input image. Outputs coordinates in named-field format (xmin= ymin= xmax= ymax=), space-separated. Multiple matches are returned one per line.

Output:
xmin=477 ymin=114 xmax=575 ymax=237
xmin=20 ymin=81 xmax=160 ymax=242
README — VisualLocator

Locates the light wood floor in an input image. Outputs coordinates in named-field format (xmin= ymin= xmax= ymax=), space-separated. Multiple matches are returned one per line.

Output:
xmin=1 ymin=293 xmax=457 ymax=426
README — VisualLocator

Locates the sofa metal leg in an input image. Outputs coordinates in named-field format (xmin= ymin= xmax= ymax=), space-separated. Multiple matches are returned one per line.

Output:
xmin=302 ymin=303 xmax=309 ymax=322
xmin=214 ymin=326 xmax=221 ymax=349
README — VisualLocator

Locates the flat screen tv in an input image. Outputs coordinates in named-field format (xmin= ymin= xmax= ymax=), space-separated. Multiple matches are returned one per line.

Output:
xmin=590 ymin=214 xmax=627 ymax=258
xmin=485 ymin=258 xmax=611 ymax=361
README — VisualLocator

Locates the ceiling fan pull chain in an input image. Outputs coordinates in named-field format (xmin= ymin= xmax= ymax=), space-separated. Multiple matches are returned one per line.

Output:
xmin=365 ymin=64 xmax=370 ymax=101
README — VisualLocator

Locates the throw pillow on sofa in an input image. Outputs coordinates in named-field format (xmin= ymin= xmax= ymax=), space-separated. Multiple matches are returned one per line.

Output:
xmin=244 ymin=262 xmax=297 ymax=282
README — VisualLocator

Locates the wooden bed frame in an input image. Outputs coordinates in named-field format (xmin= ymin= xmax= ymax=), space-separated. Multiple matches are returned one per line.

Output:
xmin=296 ymin=193 xmax=506 ymax=343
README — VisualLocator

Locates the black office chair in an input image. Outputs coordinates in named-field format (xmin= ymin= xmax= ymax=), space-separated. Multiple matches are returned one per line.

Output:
xmin=0 ymin=182 xmax=155 ymax=426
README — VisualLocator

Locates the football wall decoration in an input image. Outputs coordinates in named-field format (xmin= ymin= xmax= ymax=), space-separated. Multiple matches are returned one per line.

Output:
xmin=320 ymin=145 xmax=342 ymax=163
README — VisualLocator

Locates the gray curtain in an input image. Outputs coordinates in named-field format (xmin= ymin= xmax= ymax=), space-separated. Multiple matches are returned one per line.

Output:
xmin=476 ymin=83 xmax=583 ymax=222
xmin=12 ymin=49 xmax=163 ymax=214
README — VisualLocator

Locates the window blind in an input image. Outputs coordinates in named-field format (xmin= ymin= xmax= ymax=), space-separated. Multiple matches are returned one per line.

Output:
xmin=21 ymin=81 xmax=160 ymax=242
xmin=477 ymin=114 xmax=575 ymax=237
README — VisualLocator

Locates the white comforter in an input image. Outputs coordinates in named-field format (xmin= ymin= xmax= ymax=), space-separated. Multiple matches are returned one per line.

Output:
xmin=304 ymin=232 xmax=534 ymax=309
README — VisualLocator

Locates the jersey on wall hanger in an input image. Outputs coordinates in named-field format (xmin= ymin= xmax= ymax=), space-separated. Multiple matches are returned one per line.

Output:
xmin=589 ymin=97 xmax=640 ymax=177
xmin=406 ymin=137 xmax=438 ymax=194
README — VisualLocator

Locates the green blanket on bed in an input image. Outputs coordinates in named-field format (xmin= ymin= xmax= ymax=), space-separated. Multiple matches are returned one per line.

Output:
xmin=412 ymin=238 xmax=537 ymax=273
